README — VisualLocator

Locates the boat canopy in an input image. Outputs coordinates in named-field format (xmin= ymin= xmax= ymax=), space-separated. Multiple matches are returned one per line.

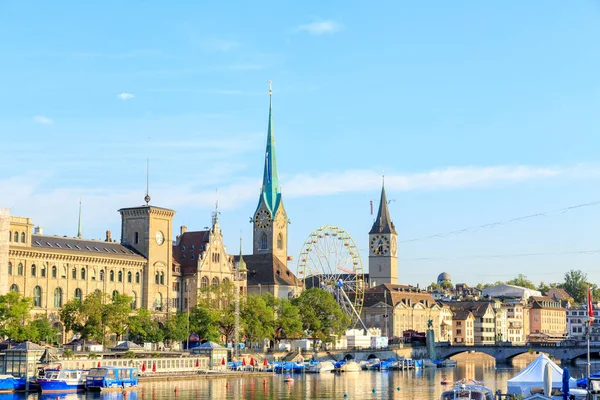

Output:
xmin=507 ymin=354 xmax=577 ymax=396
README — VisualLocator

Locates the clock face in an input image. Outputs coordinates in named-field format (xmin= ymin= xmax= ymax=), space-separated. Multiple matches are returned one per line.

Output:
xmin=391 ymin=236 xmax=398 ymax=256
xmin=275 ymin=212 xmax=287 ymax=229
xmin=155 ymin=231 xmax=165 ymax=245
xmin=370 ymin=235 xmax=390 ymax=256
xmin=254 ymin=209 xmax=271 ymax=229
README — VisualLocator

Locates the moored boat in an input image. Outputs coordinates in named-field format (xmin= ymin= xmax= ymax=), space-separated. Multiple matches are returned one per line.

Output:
xmin=305 ymin=361 xmax=334 ymax=373
xmin=85 ymin=367 xmax=138 ymax=391
xmin=0 ymin=375 xmax=26 ymax=393
xmin=440 ymin=379 xmax=494 ymax=400
xmin=38 ymin=369 xmax=88 ymax=393
xmin=338 ymin=361 xmax=361 ymax=373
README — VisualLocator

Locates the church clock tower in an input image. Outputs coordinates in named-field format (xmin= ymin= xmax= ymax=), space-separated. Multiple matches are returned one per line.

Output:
xmin=253 ymin=82 xmax=288 ymax=265
xmin=368 ymin=182 xmax=398 ymax=285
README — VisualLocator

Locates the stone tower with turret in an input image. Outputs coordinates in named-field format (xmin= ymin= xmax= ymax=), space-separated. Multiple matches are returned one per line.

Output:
xmin=368 ymin=182 xmax=398 ymax=285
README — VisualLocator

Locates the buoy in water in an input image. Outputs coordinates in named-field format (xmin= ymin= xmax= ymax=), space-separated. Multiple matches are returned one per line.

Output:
xmin=372 ymin=389 xmax=377 ymax=393
xmin=397 ymin=387 xmax=401 ymax=391
xmin=344 ymin=394 xmax=348 ymax=398
xmin=284 ymin=374 xmax=294 ymax=383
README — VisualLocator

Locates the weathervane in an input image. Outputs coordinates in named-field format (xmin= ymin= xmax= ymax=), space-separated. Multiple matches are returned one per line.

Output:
xmin=144 ymin=158 xmax=151 ymax=206
xmin=268 ymin=80 xmax=272 ymax=97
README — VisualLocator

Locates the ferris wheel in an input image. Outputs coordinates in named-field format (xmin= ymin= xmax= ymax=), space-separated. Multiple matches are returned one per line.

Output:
xmin=297 ymin=226 xmax=366 ymax=329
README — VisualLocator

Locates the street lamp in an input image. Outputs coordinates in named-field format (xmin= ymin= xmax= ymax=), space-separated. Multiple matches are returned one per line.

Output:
xmin=186 ymin=278 xmax=190 ymax=351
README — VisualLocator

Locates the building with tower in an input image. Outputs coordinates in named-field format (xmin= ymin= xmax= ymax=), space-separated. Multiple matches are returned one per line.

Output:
xmin=368 ymin=181 xmax=398 ymax=286
xmin=237 ymin=83 xmax=302 ymax=300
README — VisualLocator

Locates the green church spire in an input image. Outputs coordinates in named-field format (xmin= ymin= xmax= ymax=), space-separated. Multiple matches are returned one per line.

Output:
xmin=238 ymin=237 xmax=247 ymax=273
xmin=260 ymin=80 xmax=281 ymax=213
xmin=77 ymin=197 xmax=82 ymax=239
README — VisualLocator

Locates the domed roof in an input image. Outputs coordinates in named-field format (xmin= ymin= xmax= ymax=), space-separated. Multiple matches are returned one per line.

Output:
xmin=437 ymin=272 xmax=452 ymax=284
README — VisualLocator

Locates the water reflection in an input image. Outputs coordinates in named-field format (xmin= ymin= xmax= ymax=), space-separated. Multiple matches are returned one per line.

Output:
xmin=2 ymin=360 xmax=591 ymax=400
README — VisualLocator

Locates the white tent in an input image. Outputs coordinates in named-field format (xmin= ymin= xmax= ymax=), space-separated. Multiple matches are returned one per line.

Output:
xmin=507 ymin=354 xmax=577 ymax=397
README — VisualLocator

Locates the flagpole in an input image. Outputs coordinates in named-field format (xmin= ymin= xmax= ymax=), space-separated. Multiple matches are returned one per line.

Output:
xmin=588 ymin=285 xmax=594 ymax=382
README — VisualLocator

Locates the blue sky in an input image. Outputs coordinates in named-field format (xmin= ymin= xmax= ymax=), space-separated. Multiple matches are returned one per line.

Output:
xmin=1 ymin=1 xmax=600 ymax=288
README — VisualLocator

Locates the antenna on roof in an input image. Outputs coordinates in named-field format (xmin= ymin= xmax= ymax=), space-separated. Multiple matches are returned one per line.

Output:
xmin=144 ymin=158 xmax=151 ymax=206
xmin=77 ymin=196 xmax=82 ymax=239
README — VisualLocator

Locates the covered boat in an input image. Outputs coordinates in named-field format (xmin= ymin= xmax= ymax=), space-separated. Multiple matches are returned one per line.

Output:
xmin=85 ymin=367 xmax=138 ymax=390
xmin=305 ymin=361 xmax=334 ymax=373
xmin=38 ymin=369 xmax=88 ymax=393
xmin=0 ymin=375 xmax=26 ymax=393
xmin=440 ymin=379 xmax=494 ymax=400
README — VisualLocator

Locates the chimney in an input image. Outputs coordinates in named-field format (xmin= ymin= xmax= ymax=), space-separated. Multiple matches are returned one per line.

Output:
xmin=105 ymin=230 xmax=112 ymax=242
xmin=34 ymin=226 xmax=43 ymax=235
xmin=180 ymin=225 xmax=187 ymax=235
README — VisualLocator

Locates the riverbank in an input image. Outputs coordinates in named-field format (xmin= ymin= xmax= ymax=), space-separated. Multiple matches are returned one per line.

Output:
xmin=139 ymin=371 xmax=274 ymax=382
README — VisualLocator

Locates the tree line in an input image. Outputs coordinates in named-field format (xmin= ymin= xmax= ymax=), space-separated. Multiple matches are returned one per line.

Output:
xmin=0 ymin=284 xmax=351 ymax=348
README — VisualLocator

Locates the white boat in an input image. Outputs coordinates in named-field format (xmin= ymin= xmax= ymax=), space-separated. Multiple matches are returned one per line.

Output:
xmin=440 ymin=379 xmax=494 ymax=400
xmin=339 ymin=361 xmax=361 ymax=373
xmin=38 ymin=369 xmax=88 ymax=393
xmin=305 ymin=361 xmax=335 ymax=373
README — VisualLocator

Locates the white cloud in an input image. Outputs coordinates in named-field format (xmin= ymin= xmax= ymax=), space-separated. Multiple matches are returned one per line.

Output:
xmin=297 ymin=20 xmax=342 ymax=35
xmin=33 ymin=115 xmax=53 ymax=125
xmin=118 ymin=93 xmax=134 ymax=100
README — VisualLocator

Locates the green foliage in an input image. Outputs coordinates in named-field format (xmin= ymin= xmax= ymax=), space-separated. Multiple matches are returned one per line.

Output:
xmin=62 ymin=349 xmax=74 ymax=359
xmin=275 ymin=298 xmax=303 ymax=339
xmin=428 ymin=282 xmax=441 ymax=291
xmin=440 ymin=281 xmax=454 ymax=290
xmin=561 ymin=270 xmax=592 ymax=304
xmin=28 ymin=315 xmax=59 ymax=344
xmin=537 ymin=281 xmax=551 ymax=294
xmin=197 ymin=282 xmax=238 ymax=344
xmin=506 ymin=274 xmax=536 ymax=290
xmin=242 ymin=294 xmax=274 ymax=343
xmin=105 ymin=293 xmax=133 ymax=341
xmin=189 ymin=305 xmax=220 ymax=343
xmin=163 ymin=312 xmax=190 ymax=344
xmin=60 ymin=291 xmax=106 ymax=343
xmin=293 ymin=288 xmax=351 ymax=348
xmin=124 ymin=350 xmax=137 ymax=359
xmin=0 ymin=292 xmax=34 ymax=340
xmin=127 ymin=308 xmax=164 ymax=343
xmin=88 ymin=353 xmax=99 ymax=359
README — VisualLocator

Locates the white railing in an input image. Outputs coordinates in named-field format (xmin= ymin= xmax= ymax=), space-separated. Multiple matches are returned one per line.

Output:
xmin=51 ymin=356 xmax=210 ymax=374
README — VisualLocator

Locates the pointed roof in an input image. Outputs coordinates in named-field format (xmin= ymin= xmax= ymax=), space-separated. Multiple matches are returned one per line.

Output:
xmin=259 ymin=86 xmax=281 ymax=214
xmin=369 ymin=183 xmax=397 ymax=235
xmin=238 ymin=238 xmax=247 ymax=273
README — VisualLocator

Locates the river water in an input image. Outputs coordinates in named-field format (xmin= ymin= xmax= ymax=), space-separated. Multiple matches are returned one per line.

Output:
xmin=4 ymin=358 xmax=589 ymax=400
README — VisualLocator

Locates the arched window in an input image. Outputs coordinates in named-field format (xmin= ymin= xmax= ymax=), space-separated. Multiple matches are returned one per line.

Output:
xmin=112 ymin=290 xmax=119 ymax=300
xmin=41 ymin=265 xmax=46 ymax=277
xmin=91 ymin=269 xmax=96 ymax=281
xmin=17 ymin=263 xmax=23 ymax=276
xmin=7 ymin=262 xmax=12 ymax=275
xmin=81 ymin=268 xmax=86 ymax=280
xmin=127 ymin=271 xmax=132 ymax=283
xmin=72 ymin=267 xmax=77 ymax=279
xmin=9 ymin=284 xmax=18 ymax=293
xmin=135 ymin=272 xmax=140 ymax=284
xmin=201 ymin=276 xmax=209 ymax=289
xmin=155 ymin=272 xmax=159 ymax=285
xmin=212 ymin=277 xmax=219 ymax=287
xmin=13 ymin=232 xmax=18 ymax=242
xmin=131 ymin=292 xmax=137 ymax=309
xmin=109 ymin=270 xmax=114 ymax=282
xmin=74 ymin=288 xmax=82 ymax=301
xmin=33 ymin=286 xmax=42 ymax=307
xmin=118 ymin=270 xmax=123 ymax=282
xmin=261 ymin=233 xmax=268 ymax=250
xmin=21 ymin=232 xmax=25 ymax=243
xmin=154 ymin=293 xmax=163 ymax=311
xmin=31 ymin=264 xmax=36 ymax=277
xmin=160 ymin=272 xmax=164 ymax=285
xmin=277 ymin=233 xmax=283 ymax=250
xmin=54 ymin=287 xmax=63 ymax=308
xmin=62 ymin=266 xmax=67 ymax=279
xmin=100 ymin=270 xmax=104 ymax=281
xmin=222 ymin=278 xmax=230 ymax=286
xmin=51 ymin=266 xmax=57 ymax=278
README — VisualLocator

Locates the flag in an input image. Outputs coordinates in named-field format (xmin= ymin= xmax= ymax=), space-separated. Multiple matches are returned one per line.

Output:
xmin=588 ymin=286 xmax=595 ymax=322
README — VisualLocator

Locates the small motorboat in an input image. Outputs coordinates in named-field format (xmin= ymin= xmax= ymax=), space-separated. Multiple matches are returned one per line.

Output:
xmin=305 ymin=361 xmax=335 ymax=373
xmin=440 ymin=379 xmax=494 ymax=400
xmin=284 ymin=375 xmax=294 ymax=383
xmin=339 ymin=361 xmax=361 ymax=373
xmin=0 ymin=375 xmax=26 ymax=393
xmin=38 ymin=369 xmax=88 ymax=393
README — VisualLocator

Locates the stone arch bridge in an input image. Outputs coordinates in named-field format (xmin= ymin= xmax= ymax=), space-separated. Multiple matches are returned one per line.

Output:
xmin=435 ymin=343 xmax=600 ymax=363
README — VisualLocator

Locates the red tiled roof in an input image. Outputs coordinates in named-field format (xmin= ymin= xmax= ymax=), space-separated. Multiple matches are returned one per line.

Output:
xmin=172 ymin=230 xmax=210 ymax=274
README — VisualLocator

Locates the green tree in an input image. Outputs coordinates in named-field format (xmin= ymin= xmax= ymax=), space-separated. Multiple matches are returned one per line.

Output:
xmin=105 ymin=293 xmax=133 ymax=341
xmin=562 ymin=270 xmax=589 ymax=304
xmin=506 ymin=274 xmax=536 ymax=290
xmin=60 ymin=291 xmax=106 ymax=343
xmin=163 ymin=312 xmax=190 ymax=345
xmin=27 ymin=315 xmax=59 ymax=344
xmin=197 ymin=282 xmax=237 ymax=344
xmin=275 ymin=298 xmax=303 ymax=340
xmin=127 ymin=308 xmax=164 ymax=343
xmin=440 ymin=281 xmax=454 ymax=290
xmin=0 ymin=292 xmax=34 ymax=340
xmin=189 ymin=305 xmax=220 ymax=342
xmin=293 ymin=288 xmax=351 ymax=349
xmin=537 ymin=282 xmax=551 ymax=295
xmin=428 ymin=282 xmax=441 ymax=291
xmin=242 ymin=294 xmax=274 ymax=344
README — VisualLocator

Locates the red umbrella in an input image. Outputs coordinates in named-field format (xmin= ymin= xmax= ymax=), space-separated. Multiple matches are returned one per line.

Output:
xmin=221 ymin=357 xmax=225 ymax=366
xmin=97 ymin=362 xmax=101 ymax=368
xmin=82 ymin=364 xmax=85 ymax=370
xmin=250 ymin=358 xmax=255 ymax=367
xmin=141 ymin=362 xmax=146 ymax=372
xmin=152 ymin=362 xmax=156 ymax=373
xmin=263 ymin=358 xmax=268 ymax=367
xmin=242 ymin=358 xmax=246 ymax=367
xmin=195 ymin=359 xmax=200 ymax=367
xmin=57 ymin=364 xmax=61 ymax=370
